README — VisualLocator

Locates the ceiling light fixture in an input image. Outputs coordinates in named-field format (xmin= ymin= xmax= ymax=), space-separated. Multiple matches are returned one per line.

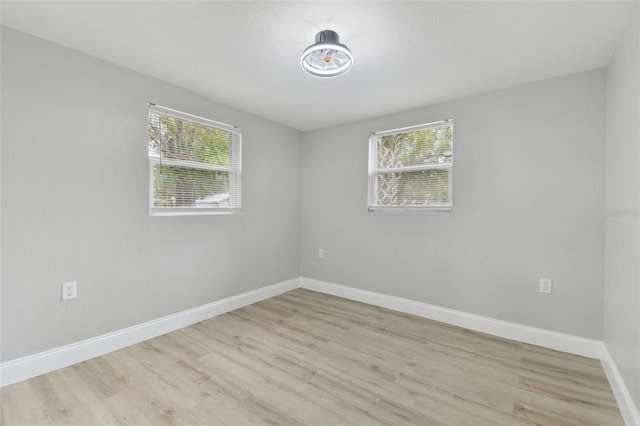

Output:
xmin=301 ymin=30 xmax=353 ymax=78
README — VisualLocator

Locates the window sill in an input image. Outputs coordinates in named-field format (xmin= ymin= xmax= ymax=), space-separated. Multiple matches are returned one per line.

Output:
xmin=150 ymin=208 xmax=241 ymax=217
xmin=368 ymin=206 xmax=452 ymax=214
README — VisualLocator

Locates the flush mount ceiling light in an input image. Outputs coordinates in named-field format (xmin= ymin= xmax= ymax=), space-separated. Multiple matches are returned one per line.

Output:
xmin=301 ymin=30 xmax=353 ymax=78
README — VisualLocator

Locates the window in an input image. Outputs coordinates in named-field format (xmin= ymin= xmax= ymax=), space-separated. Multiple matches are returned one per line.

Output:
xmin=148 ymin=104 xmax=241 ymax=215
xmin=368 ymin=119 xmax=453 ymax=212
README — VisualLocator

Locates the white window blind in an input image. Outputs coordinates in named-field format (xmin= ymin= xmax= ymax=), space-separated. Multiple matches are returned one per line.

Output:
xmin=368 ymin=119 xmax=453 ymax=212
xmin=148 ymin=104 xmax=241 ymax=215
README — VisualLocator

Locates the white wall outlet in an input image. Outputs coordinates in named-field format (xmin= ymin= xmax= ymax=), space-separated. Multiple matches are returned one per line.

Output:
xmin=539 ymin=278 xmax=552 ymax=294
xmin=62 ymin=281 xmax=77 ymax=301
xmin=318 ymin=249 xmax=325 ymax=259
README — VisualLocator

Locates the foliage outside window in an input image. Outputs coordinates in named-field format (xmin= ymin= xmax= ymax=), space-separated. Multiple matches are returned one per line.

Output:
xmin=148 ymin=105 xmax=241 ymax=215
xmin=368 ymin=120 xmax=453 ymax=212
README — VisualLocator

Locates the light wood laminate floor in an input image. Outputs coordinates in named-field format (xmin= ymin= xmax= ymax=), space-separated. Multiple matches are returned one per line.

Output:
xmin=1 ymin=289 xmax=624 ymax=425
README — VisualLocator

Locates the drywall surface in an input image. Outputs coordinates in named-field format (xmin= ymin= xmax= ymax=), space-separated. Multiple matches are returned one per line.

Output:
xmin=301 ymin=69 xmax=606 ymax=339
xmin=604 ymin=3 xmax=640 ymax=407
xmin=0 ymin=27 xmax=302 ymax=361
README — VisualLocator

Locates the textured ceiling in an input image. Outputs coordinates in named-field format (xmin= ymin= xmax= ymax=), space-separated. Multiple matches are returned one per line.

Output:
xmin=1 ymin=1 xmax=636 ymax=131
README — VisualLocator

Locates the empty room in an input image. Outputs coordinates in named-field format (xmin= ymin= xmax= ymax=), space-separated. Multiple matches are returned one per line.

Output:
xmin=1 ymin=1 xmax=639 ymax=425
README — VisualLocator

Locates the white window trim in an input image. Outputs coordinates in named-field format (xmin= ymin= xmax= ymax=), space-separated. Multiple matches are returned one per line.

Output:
xmin=368 ymin=119 xmax=453 ymax=213
xmin=148 ymin=104 xmax=242 ymax=216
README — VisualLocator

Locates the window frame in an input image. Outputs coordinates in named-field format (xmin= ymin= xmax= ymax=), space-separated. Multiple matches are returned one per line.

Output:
xmin=367 ymin=119 xmax=453 ymax=213
xmin=148 ymin=104 xmax=242 ymax=216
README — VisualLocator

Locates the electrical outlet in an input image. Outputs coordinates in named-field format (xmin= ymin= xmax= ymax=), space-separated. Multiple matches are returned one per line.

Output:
xmin=318 ymin=249 xmax=325 ymax=259
xmin=62 ymin=281 xmax=77 ymax=301
xmin=539 ymin=278 xmax=552 ymax=294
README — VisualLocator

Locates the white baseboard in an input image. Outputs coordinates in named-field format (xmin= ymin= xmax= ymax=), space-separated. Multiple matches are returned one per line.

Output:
xmin=3 ymin=275 xmax=637 ymax=426
xmin=301 ymin=277 xmax=640 ymax=425
xmin=300 ymin=277 xmax=603 ymax=359
xmin=0 ymin=277 xmax=300 ymax=387
xmin=601 ymin=344 xmax=640 ymax=426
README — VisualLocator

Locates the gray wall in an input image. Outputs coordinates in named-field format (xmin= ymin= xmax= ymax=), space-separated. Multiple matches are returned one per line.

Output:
xmin=0 ymin=28 xmax=302 ymax=362
xmin=604 ymin=4 xmax=640 ymax=407
xmin=301 ymin=70 xmax=606 ymax=339
xmin=2 ymin=18 xmax=634 ymax=378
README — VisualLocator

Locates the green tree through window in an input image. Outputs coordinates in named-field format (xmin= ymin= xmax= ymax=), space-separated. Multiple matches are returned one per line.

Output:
xmin=148 ymin=105 xmax=241 ymax=214
xmin=369 ymin=120 xmax=453 ymax=210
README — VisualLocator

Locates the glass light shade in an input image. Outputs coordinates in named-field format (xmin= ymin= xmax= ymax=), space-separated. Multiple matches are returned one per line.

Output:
xmin=301 ymin=30 xmax=353 ymax=77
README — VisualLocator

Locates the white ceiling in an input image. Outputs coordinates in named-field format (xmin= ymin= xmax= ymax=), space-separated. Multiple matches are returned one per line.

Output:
xmin=1 ymin=1 xmax=636 ymax=131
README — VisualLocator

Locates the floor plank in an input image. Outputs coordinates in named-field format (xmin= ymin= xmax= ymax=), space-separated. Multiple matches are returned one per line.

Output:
xmin=0 ymin=289 xmax=624 ymax=425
